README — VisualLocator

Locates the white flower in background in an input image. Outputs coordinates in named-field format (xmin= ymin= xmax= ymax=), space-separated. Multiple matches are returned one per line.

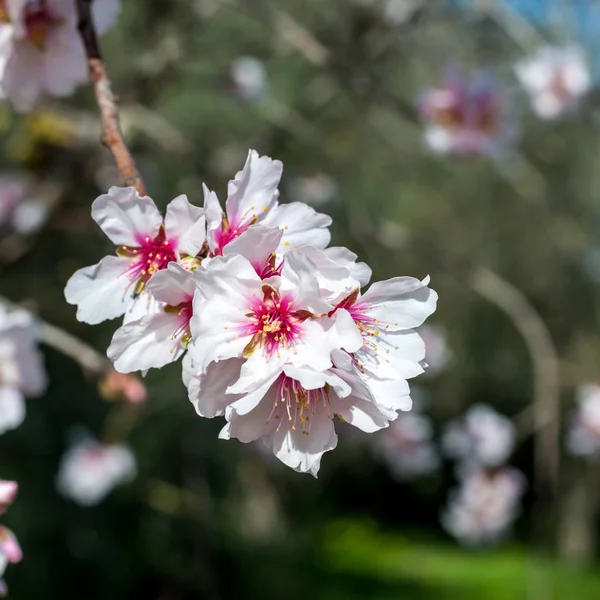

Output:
xmin=56 ymin=437 xmax=136 ymax=506
xmin=230 ymin=56 xmax=268 ymax=102
xmin=442 ymin=467 xmax=525 ymax=546
xmin=203 ymin=150 xmax=331 ymax=256
xmin=0 ymin=177 xmax=23 ymax=228
xmin=567 ymin=384 xmax=600 ymax=458
xmin=287 ymin=173 xmax=338 ymax=207
xmin=442 ymin=404 xmax=516 ymax=468
xmin=0 ymin=0 xmax=121 ymax=111
xmin=64 ymin=187 xmax=206 ymax=325
xmin=374 ymin=412 xmax=440 ymax=480
xmin=418 ymin=323 xmax=450 ymax=376
xmin=0 ymin=305 xmax=46 ymax=435
xmin=515 ymin=46 xmax=591 ymax=119
xmin=0 ymin=481 xmax=21 ymax=596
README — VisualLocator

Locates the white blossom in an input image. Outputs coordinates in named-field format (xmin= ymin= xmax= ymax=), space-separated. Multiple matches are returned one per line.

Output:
xmin=374 ymin=411 xmax=440 ymax=480
xmin=567 ymin=384 xmax=600 ymax=458
xmin=230 ymin=56 xmax=268 ymax=102
xmin=64 ymin=187 xmax=206 ymax=325
xmin=515 ymin=46 xmax=591 ymax=119
xmin=442 ymin=404 xmax=516 ymax=468
xmin=203 ymin=150 xmax=331 ymax=256
xmin=56 ymin=436 xmax=136 ymax=506
xmin=0 ymin=304 xmax=46 ymax=435
xmin=0 ymin=0 xmax=121 ymax=111
xmin=442 ymin=467 xmax=525 ymax=546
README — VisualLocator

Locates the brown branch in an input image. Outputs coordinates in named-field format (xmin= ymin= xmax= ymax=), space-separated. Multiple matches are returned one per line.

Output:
xmin=75 ymin=0 xmax=147 ymax=196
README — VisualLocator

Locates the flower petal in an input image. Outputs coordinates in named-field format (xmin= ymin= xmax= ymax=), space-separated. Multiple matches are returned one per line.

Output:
xmin=64 ymin=255 xmax=134 ymax=324
xmin=222 ymin=225 xmax=282 ymax=274
xmin=163 ymin=194 xmax=206 ymax=257
xmin=0 ymin=386 xmax=25 ymax=435
xmin=91 ymin=187 xmax=162 ymax=246
xmin=262 ymin=202 xmax=331 ymax=252
xmin=225 ymin=150 xmax=282 ymax=223
xmin=145 ymin=262 xmax=198 ymax=306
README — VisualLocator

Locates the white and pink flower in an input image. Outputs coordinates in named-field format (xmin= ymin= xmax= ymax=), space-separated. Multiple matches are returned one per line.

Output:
xmin=515 ymin=45 xmax=590 ymax=119
xmin=203 ymin=150 xmax=331 ymax=256
xmin=419 ymin=70 xmax=514 ymax=156
xmin=442 ymin=404 xmax=516 ymax=468
xmin=442 ymin=467 xmax=525 ymax=546
xmin=64 ymin=186 xmax=206 ymax=325
xmin=56 ymin=436 xmax=136 ymax=506
xmin=567 ymin=383 xmax=600 ymax=458
xmin=0 ymin=0 xmax=121 ymax=111
xmin=0 ymin=304 xmax=46 ymax=435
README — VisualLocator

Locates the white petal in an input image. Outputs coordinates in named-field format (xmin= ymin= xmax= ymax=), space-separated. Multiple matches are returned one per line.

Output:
xmin=0 ymin=386 xmax=25 ymax=435
xmin=91 ymin=187 xmax=162 ymax=246
xmin=187 ymin=358 xmax=243 ymax=418
xmin=203 ymin=184 xmax=224 ymax=252
xmin=145 ymin=262 xmax=197 ymax=306
xmin=357 ymin=329 xmax=426 ymax=380
xmin=222 ymin=224 xmax=282 ymax=272
xmin=272 ymin=410 xmax=337 ymax=476
xmin=324 ymin=246 xmax=372 ymax=287
xmin=225 ymin=150 xmax=282 ymax=223
xmin=220 ymin=390 xmax=278 ymax=443
xmin=1 ymin=40 xmax=43 ymax=112
xmin=362 ymin=276 xmax=438 ymax=330
xmin=227 ymin=371 xmax=282 ymax=416
xmin=163 ymin=194 xmax=206 ymax=257
xmin=41 ymin=28 xmax=87 ymax=96
xmin=108 ymin=311 xmax=185 ymax=373
xmin=330 ymin=395 xmax=389 ymax=433
xmin=262 ymin=202 xmax=331 ymax=252
xmin=64 ymin=255 xmax=134 ymax=324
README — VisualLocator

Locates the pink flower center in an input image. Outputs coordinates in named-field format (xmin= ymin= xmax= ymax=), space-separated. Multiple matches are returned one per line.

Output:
xmin=117 ymin=228 xmax=178 ymax=295
xmin=241 ymin=285 xmax=305 ymax=359
xmin=24 ymin=2 xmax=62 ymax=50
xmin=267 ymin=374 xmax=330 ymax=434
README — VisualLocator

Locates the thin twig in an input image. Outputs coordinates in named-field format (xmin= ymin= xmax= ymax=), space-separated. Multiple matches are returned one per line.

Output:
xmin=75 ymin=0 xmax=147 ymax=196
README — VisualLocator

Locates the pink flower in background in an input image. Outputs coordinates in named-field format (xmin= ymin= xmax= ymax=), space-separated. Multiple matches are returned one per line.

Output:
xmin=0 ymin=0 xmax=121 ymax=111
xmin=0 ymin=481 xmax=21 ymax=596
xmin=442 ymin=467 xmax=525 ymax=546
xmin=515 ymin=46 xmax=590 ymax=119
xmin=419 ymin=70 xmax=514 ymax=156
xmin=0 ymin=178 xmax=23 ymax=228
xmin=56 ymin=436 xmax=136 ymax=506
xmin=567 ymin=384 xmax=600 ymax=458
xmin=64 ymin=187 xmax=206 ymax=325
xmin=0 ymin=304 xmax=46 ymax=436
xmin=442 ymin=404 xmax=516 ymax=468
xmin=373 ymin=412 xmax=440 ymax=480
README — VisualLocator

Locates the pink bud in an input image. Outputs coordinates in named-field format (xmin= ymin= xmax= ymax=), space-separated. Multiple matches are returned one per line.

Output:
xmin=0 ymin=527 xmax=22 ymax=563
xmin=99 ymin=370 xmax=147 ymax=404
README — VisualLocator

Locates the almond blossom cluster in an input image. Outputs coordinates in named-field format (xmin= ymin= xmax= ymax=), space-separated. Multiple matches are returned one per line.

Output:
xmin=65 ymin=150 xmax=438 ymax=475
xmin=0 ymin=0 xmax=120 ymax=111
xmin=0 ymin=482 xmax=21 ymax=596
